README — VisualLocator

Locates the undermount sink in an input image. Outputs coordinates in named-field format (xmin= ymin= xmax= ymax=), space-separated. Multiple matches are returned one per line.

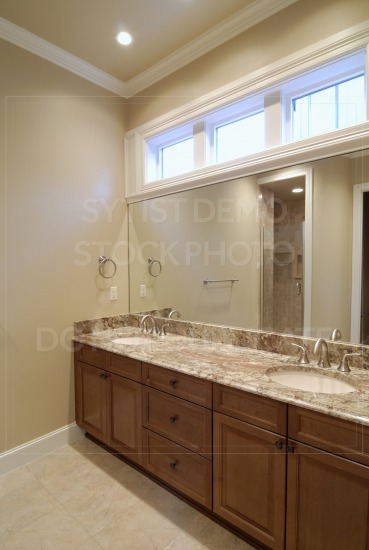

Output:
xmin=267 ymin=368 xmax=357 ymax=394
xmin=112 ymin=336 xmax=157 ymax=345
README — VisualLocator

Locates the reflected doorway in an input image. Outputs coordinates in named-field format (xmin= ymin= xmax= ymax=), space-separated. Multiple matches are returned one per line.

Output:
xmin=257 ymin=169 xmax=313 ymax=337
xmin=351 ymin=182 xmax=369 ymax=343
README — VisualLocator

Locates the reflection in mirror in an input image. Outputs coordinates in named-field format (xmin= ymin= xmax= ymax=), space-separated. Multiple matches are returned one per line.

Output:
xmin=257 ymin=169 xmax=311 ymax=338
xmin=128 ymin=150 xmax=369 ymax=345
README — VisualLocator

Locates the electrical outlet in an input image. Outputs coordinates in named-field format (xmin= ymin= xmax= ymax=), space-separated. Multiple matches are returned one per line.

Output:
xmin=110 ymin=286 xmax=118 ymax=300
xmin=140 ymin=284 xmax=146 ymax=298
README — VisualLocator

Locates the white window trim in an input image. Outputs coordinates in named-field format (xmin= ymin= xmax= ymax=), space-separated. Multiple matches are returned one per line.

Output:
xmin=125 ymin=19 xmax=369 ymax=203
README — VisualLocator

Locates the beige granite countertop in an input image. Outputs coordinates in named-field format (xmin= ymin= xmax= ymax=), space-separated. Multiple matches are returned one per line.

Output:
xmin=74 ymin=326 xmax=369 ymax=427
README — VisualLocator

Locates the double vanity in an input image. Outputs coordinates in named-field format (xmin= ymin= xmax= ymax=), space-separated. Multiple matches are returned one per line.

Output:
xmin=73 ymin=314 xmax=369 ymax=550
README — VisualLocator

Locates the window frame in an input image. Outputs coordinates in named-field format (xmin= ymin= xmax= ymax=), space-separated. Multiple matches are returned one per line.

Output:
xmin=125 ymin=25 xmax=369 ymax=202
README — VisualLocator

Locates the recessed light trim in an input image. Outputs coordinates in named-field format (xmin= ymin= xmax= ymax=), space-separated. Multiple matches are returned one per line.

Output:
xmin=292 ymin=187 xmax=304 ymax=193
xmin=116 ymin=31 xmax=133 ymax=46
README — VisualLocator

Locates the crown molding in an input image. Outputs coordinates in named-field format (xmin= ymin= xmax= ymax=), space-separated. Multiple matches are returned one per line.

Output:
xmin=0 ymin=0 xmax=298 ymax=98
xmin=0 ymin=17 xmax=128 ymax=96
xmin=124 ymin=0 xmax=299 ymax=96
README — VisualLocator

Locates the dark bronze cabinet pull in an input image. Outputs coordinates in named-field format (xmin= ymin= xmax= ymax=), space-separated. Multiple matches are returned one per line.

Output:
xmin=99 ymin=372 xmax=108 ymax=379
xmin=169 ymin=379 xmax=177 ymax=387
xmin=274 ymin=441 xmax=283 ymax=450
xmin=170 ymin=461 xmax=177 ymax=469
xmin=169 ymin=415 xmax=177 ymax=423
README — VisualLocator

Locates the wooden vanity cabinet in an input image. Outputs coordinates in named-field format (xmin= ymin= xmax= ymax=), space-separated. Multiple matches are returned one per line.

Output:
xmin=74 ymin=344 xmax=369 ymax=549
xmin=286 ymin=406 xmax=369 ymax=550
xmin=141 ymin=362 xmax=213 ymax=509
xmin=74 ymin=344 xmax=142 ymax=465
xmin=213 ymin=384 xmax=287 ymax=550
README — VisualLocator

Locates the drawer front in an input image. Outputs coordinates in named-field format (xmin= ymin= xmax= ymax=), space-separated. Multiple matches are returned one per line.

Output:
xmin=288 ymin=405 xmax=369 ymax=467
xmin=107 ymin=352 xmax=141 ymax=381
xmin=74 ymin=342 xmax=107 ymax=369
xmin=142 ymin=387 xmax=212 ymax=458
xmin=213 ymin=383 xmax=287 ymax=436
xmin=142 ymin=362 xmax=212 ymax=408
xmin=142 ymin=428 xmax=212 ymax=509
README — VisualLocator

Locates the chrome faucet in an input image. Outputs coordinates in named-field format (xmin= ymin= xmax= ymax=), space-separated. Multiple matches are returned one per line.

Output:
xmin=313 ymin=338 xmax=331 ymax=368
xmin=159 ymin=323 xmax=170 ymax=336
xmin=168 ymin=309 xmax=181 ymax=319
xmin=140 ymin=314 xmax=157 ymax=334
xmin=330 ymin=328 xmax=342 ymax=341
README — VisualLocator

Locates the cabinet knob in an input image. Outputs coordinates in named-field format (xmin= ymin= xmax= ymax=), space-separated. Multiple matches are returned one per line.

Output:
xmin=274 ymin=441 xmax=283 ymax=450
xmin=169 ymin=379 xmax=177 ymax=387
xmin=169 ymin=415 xmax=177 ymax=423
xmin=100 ymin=372 xmax=108 ymax=379
xmin=169 ymin=461 xmax=177 ymax=469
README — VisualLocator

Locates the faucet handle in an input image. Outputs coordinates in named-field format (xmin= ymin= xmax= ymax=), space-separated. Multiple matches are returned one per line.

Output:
xmin=159 ymin=323 xmax=170 ymax=336
xmin=337 ymin=352 xmax=361 ymax=373
xmin=291 ymin=343 xmax=310 ymax=365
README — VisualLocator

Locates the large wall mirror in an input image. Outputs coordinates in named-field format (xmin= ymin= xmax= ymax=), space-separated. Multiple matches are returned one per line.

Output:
xmin=128 ymin=150 xmax=369 ymax=346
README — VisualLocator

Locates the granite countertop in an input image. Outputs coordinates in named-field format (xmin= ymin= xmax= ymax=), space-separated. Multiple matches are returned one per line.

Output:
xmin=74 ymin=325 xmax=369 ymax=427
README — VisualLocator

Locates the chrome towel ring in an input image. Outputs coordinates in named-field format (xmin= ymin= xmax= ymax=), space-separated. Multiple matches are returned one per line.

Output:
xmin=98 ymin=255 xmax=117 ymax=278
xmin=148 ymin=257 xmax=162 ymax=277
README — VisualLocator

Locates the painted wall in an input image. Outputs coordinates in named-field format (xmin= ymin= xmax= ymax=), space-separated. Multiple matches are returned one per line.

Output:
xmin=129 ymin=177 xmax=260 ymax=328
xmin=311 ymin=157 xmax=353 ymax=341
xmin=1 ymin=40 xmax=128 ymax=452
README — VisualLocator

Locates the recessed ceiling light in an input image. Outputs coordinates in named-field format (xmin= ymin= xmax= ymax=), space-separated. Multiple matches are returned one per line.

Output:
xmin=292 ymin=187 xmax=304 ymax=193
xmin=116 ymin=31 xmax=133 ymax=46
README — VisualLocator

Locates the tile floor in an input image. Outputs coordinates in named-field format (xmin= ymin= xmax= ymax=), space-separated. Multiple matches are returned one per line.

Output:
xmin=0 ymin=437 xmax=256 ymax=549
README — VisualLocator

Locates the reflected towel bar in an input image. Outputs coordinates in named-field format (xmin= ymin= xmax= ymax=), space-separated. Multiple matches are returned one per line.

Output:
xmin=203 ymin=278 xmax=239 ymax=285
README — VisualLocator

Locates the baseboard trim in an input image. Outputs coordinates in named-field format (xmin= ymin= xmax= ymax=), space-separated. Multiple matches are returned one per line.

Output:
xmin=0 ymin=423 xmax=85 ymax=476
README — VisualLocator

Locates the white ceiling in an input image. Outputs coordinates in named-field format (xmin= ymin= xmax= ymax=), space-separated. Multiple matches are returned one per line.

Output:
xmin=0 ymin=0 xmax=298 ymax=97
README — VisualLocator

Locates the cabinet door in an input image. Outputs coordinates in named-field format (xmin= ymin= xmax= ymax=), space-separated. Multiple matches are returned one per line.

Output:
xmin=75 ymin=361 xmax=108 ymax=442
xmin=107 ymin=373 xmax=142 ymax=466
xmin=213 ymin=412 xmax=286 ymax=550
xmin=286 ymin=440 xmax=369 ymax=550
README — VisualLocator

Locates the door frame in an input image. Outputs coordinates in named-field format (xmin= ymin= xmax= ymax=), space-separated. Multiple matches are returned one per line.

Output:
xmin=351 ymin=182 xmax=369 ymax=343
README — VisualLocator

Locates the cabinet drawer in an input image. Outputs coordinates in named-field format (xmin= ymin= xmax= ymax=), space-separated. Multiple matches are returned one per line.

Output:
xmin=74 ymin=342 xmax=107 ymax=369
xmin=142 ymin=387 xmax=212 ymax=458
xmin=288 ymin=405 xmax=369 ymax=467
xmin=107 ymin=352 xmax=141 ymax=381
xmin=213 ymin=383 xmax=287 ymax=436
xmin=142 ymin=428 xmax=212 ymax=509
xmin=142 ymin=362 xmax=212 ymax=408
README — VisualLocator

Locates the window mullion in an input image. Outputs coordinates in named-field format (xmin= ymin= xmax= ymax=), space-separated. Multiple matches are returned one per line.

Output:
xmin=193 ymin=122 xmax=207 ymax=169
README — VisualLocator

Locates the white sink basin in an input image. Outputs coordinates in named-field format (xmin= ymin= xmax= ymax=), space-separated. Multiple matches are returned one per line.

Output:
xmin=267 ymin=369 xmax=357 ymax=394
xmin=112 ymin=336 xmax=156 ymax=346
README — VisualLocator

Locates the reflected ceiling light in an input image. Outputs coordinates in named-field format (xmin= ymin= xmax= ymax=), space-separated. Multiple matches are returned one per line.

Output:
xmin=116 ymin=31 xmax=133 ymax=46
xmin=292 ymin=187 xmax=304 ymax=193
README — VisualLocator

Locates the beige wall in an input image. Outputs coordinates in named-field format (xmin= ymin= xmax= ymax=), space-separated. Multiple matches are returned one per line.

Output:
xmin=126 ymin=0 xmax=369 ymax=130
xmin=1 ymin=40 xmax=128 ymax=452
xmin=129 ymin=178 xmax=259 ymax=328
xmin=2 ymin=0 xmax=369 ymax=453
xmin=311 ymin=157 xmax=353 ymax=341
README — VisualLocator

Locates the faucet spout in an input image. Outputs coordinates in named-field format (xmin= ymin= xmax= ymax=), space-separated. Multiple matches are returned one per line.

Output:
xmin=313 ymin=338 xmax=331 ymax=368
xmin=140 ymin=314 xmax=157 ymax=334
xmin=168 ymin=309 xmax=181 ymax=319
